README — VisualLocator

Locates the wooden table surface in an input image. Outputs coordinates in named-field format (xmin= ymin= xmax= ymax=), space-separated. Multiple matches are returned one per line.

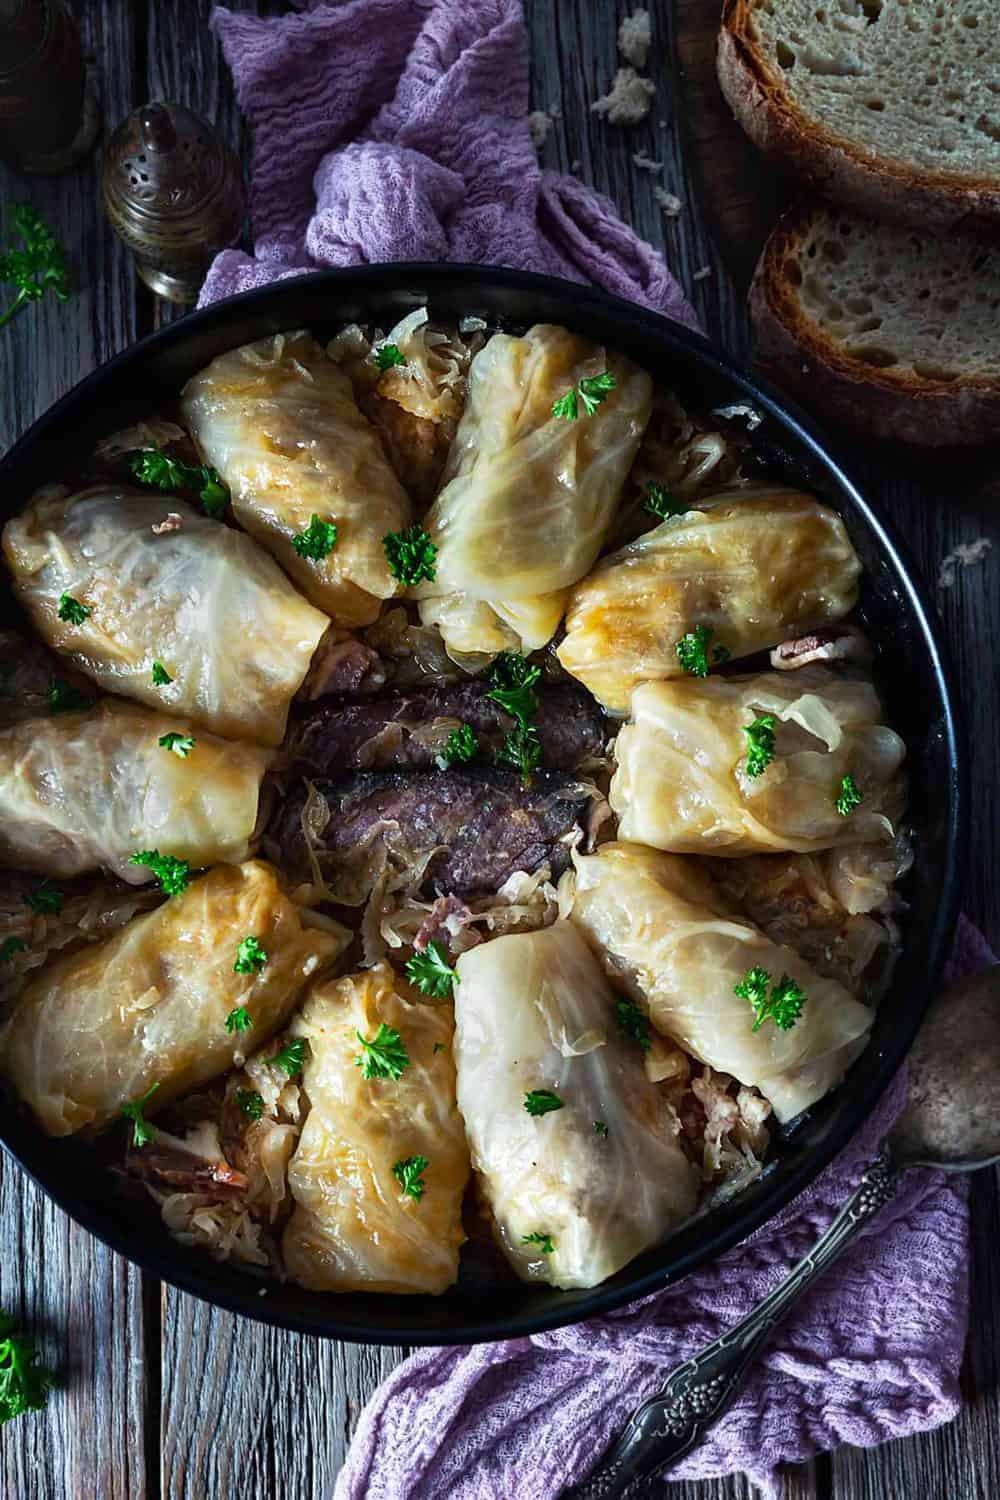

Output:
xmin=1 ymin=3 xmax=997 ymax=1497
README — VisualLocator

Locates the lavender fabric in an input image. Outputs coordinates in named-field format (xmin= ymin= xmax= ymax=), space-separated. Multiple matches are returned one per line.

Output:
xmin=201 ymin=2 xmax=989 ymax=1493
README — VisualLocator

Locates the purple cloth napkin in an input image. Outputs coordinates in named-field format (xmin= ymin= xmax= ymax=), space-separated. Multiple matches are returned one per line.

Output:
xmin=201 ymin=2 xmax=989 ymax=1493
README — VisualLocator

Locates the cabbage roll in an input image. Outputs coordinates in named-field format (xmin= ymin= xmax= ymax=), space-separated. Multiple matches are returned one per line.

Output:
xmin=453 ymin=922 xmax=697 ymax=1289
xmin=557 ymin=488 xmax=860 ymax=712
xmin=416 ymin=324 xmax=652 ymax=657
xmin=2 ymin=485 xmax=329 ymax=746
xmin=0 ymin=699 xmax=271 ymax=883
xmin=181 ymin=332 xmax=411 ymax=626
xmin=612 ymin=669 xmax=906 ymax=856
xmin=282 ymin=963 xmax=469 ymax=1294
xmin=0 ymin=861 xmax=347 ymax=1137
xmin=569 ymin=843 xmax=874 ymax=1121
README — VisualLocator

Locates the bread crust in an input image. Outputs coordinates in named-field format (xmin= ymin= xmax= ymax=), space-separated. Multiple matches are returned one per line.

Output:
xmin=749 ymin=205 xmax=1000 ymax=447
xmin=718 ymin=0 xmax=1000 ymax=237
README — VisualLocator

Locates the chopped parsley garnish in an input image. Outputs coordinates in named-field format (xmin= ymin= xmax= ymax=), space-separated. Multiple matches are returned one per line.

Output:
xmin=225 ymin=1006 xmax=253 ymax=1034
xmin=524 ymin=1089 xmax=564 ymax=1117
xmin=158 ymin=731 xmax=194 ymax=759
xmin=233 ymin=936 xmax=268 ymax=975
xmin=291 ymin=513 xmax=338 ymax=561
xmin=383 ymin=523 xmax=437 ymax=586
xmin=522 ymin=1231 xmax=555 ymax=1255
xmin=0 ymin=203 xmax=70 ymax=333
xmin=121 ymin=1082 xmax=159 ymax=1148
xmin=644 ymin=482 xmax=685 ymax=520
xmin=615 ymin=997 xmax=652 ymax=1053
xmin=836 ymin=773 xmax=863 ymax=817
xmin=375 ymin=342 xmax=405 ymax=371
xmin=497 ymin=722 xmax=542 ymax=786
xmin=743 ymin=714 xmax=777 ymax=779
xmin=551 ymin=370 xmax=617 ymax=420
xmin=675 ymin=624 xmax=728 ymax=679
xmin=593 ymin=1120 xmax=609 ymax=1138
xmin=487 ymin=651 xmax=541 ymax=724
xmin=57 ymin=593 xmax=90 ymax=625
xmin=236 ymin=1088 xmax=264 ymax=1120
xmin=356 ymin=1023 xmax=410 ymax=1081
xmin=392 ymin=1154 xmax=429 ymax=1201
xmin=406 ymin=940 xmax=459 ymax=998
xmin=25 ymin=882 xmax=63 ymax=916
xmin=270 ymin=1037 xmax=307 ymax=1078
xmin=441 ymin=723 xmax=479 ymax=767
xmin=47 ymin=676 xmax=88 ymax=714
xmin=0 ymin=1309 xmax=55 ymax=1426
xmin=735 ymin=965 xmax=807 ymax=1033
xmin=129 ymin=849 xmax=191 ymax=896
xmin=0 ymin=937 xmax=27 ymax=963
xmin=128 ymin=449 xmax=230 ymax=519
xmin=151 ymin=661 xmax=173 ymax=687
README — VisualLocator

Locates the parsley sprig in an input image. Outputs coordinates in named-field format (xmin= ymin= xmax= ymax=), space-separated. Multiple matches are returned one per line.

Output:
xmin=441 ymin=723 xmax=479 ymax=767
xmin=524 ymin=1089 xmax=564 ymax=1117
xmin=497 ymin=722 xmax=542 ymax=784
xmin=675 ymin=624 xmax=729 ymax=678
xmin=121 ymin=1082 xmax=160 ymax=1148
xmin=0 ymin=937 xmax=27 ymax=963
xmin=129 ymin=449 xmax=229 ymax=519
xmin=225 ymin=1006 xmax=253 ymax=1034
xmin=356 ymin=1023 xmax=410 ymax=1081
xmin=292 ymin=514 xmax=338 ymax=561
xmin=615 ymin=997 xmax=652 ymax=1053
xmin=488 ymin=652 xmax=543 ymax=785
xmin=551 ymin=370 xmax=617 ymax=420
xmin=593 ymin=1120 xmax=609 ymax=1138
xmin=233 ymin=936 xmax=267 ymax=975
xmin=743 ymin=714 xmax=777 ymax=779
xmin=392 ymin=1155 xmax=429 ymax=1201
xmin=734 ymin=965 xmax=807 ymax=1033
xmin=0 ymin=204 xmax=70 ymax=333
xmin=158 ymin=731 xmax=194 ymax=759
xmin=57 ymin=593 xmax=90 ymax=625
xmin=522 ymin=1231 xmax=555 ymax=1255
xmin=151 ymin=661 xmax=173 ymax=687
xmin=836 ymin=773 xmax=863 ymax=817
xmin=236 ymin=1088 xmax=264 ymax=1120
xmin=270 ymin=1038 xmax=307 ymax=1078
xmin=0 ymin=1310 xmax=55 ymax=1427
xmin=375 ymin=342 xmax=405 ymax=371
xmin=644 ymin=482 xmax=685 ymax=520
xmin=25 ymin=882 xmax=63 ymax=916
xmin=406 ymin=940 xmax=458 ymax=999
xmin=383 ymin=523 xmax=437 ymax=586
xmin=129 ymin=850 xmax=191 ymax=896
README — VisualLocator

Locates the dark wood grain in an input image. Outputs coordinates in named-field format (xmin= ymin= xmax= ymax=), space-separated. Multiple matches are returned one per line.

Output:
xmin=0 ymin=2 xmax=997 ymax=1498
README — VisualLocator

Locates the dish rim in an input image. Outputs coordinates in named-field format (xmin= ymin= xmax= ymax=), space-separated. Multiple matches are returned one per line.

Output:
xmin=0 ymin=262 xmax=967 ymax=1344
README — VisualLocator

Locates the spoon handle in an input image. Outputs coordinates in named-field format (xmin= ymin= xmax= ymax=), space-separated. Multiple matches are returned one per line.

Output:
xmin=564 ymin=1147 xmax=898 ymax=1500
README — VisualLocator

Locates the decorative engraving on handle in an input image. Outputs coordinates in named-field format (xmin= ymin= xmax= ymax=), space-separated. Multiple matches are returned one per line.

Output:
xmin=565 ymin=1150 xmax=899 ymax=1500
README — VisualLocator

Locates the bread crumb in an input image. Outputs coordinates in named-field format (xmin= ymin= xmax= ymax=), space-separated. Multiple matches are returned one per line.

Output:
xmin=937 ymin=537 xmax=993 ymax=591
xmin=527 ymin=110 xmax=555 ymax=151
xmin=693 ymin=266 xmax=712 ymax=281
xmin=618 ymin=9 xmax=651 ymax=69
xmin=654 ymin=187 xmax=682 ymax=217
xmin=633 ymin=151 xmax=662 ymax=174
xmin=591 ymin=67 xmax=656 ymax=126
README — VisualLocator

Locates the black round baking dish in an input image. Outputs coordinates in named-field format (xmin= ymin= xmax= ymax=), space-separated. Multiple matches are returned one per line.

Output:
xmin=0 ymin=264 xmax=966 ymax=1345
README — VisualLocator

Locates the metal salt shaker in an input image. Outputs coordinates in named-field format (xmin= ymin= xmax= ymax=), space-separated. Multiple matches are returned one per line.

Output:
xmin=102 ymin=101 xmax=245 ymax=304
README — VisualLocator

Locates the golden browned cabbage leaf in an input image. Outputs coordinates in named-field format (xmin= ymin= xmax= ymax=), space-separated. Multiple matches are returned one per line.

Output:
xmin=181 ymin=332 xmax=411 ymax=626
xmin=453 ymin=922 xmax=698 ymax=1290
xmin=0 ymin=699 xmax=271 ymax=882
xmin=0 ymin=861 xmax=347 ymax=1137
xmin=416 ymin=324 xmax=652 ymax=658
xmin=282 ymin=963 xmax=469 ymax=1294
xmin=2 ymin=485 xmax=329 ymax=746
xmin=611 ymin=669 xmax=906 ymax=855
xmin=569 ymin=843 xmax=874 ymax=1122
xmin=557 ymin=488 xmax=860 ymax=712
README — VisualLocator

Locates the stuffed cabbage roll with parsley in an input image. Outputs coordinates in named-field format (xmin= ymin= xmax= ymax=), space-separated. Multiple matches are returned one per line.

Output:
xmin=453 ymin=922 xmax=697 ymax=1290
xmin=415 ymin=324 xmax=652 ymax=659
xmin=181 ymin=332 xmax=411 ymax=627
xmin=2 ymin=485 xmax=329 ymax=747
xmin=0 ymin=700 xmax=271 ymax=883
xmin=612 ymin=669 xmax=906 ymax=856
xmin=569 ymin=843 xmax=874 ymax=1122
xmin=282 ymin=962 xmax=468 ymax=1295
xmin=557 ymin=488 xmax=860 ymax=713
xmin=0 ymin=861 xmax=347 ymax=1138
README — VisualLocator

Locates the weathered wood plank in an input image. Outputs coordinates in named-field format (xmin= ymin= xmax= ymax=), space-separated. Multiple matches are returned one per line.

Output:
xmin=0 ymin=2 xmax=147 ymax=1495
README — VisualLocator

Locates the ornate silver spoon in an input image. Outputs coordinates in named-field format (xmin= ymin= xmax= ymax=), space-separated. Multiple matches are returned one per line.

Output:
xmin=567 ymin=965 xmax=1000 ymax=1500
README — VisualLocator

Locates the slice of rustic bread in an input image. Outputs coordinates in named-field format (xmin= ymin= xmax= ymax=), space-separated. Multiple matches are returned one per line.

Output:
xmin=718 ymin=0 xmax=1000 ymax=233
xmin=749 ymin=201 xmax=1000 ymax=445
